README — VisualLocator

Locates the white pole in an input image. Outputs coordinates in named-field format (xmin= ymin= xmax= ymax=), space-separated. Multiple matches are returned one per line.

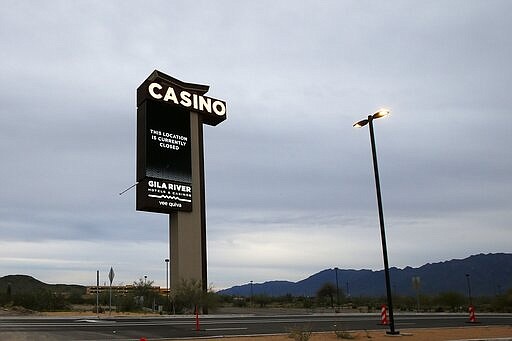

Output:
xmin=109 ymin=282 xmax=112 ymax=315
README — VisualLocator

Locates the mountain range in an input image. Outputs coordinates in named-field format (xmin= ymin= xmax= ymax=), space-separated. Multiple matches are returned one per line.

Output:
xmin=218 ymin=253 xmax=512 ymax=297
xmin=1 ymin=253 xmax=511 ymax=299
xmin=0 ymin=274 xmax=85 ymax=296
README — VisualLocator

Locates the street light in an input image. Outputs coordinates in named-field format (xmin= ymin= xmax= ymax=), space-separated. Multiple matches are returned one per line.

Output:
xmin=165 ymin=258 xmax=170 ymax=313
xmin=353 ymin=108 xmax=398 ymax=335
xmin=335 ymin=267 xmax=340 ymax=307
xmin=250 ymin=280 xmax=254 ymax=308
xmin=465 ymin=273 xmax=473 ymax=306
xmin=353 ymin=108 xmax=390 ymax=128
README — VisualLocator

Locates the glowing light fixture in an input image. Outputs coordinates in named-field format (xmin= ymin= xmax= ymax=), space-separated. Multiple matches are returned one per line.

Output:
xmin=353 ymin=108 xmax=390 ymax=128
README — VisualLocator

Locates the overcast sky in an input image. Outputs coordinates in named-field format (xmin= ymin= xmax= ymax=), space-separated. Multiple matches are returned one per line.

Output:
xmin=1 ymin=1 xmax=511 ymax=290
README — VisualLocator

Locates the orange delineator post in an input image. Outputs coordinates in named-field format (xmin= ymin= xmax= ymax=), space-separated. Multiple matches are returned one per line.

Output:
xmin=195 ymin=305 xmax=200 ymax=331
xmin=380 ymin=304 xmax=389 ymax=325
xmin=468 ymin=305 xmax=477 ymax=323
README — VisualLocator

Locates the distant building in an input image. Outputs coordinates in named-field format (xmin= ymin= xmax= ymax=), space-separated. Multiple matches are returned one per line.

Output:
xmin=86 ymin=285 xmax=168 ymax=295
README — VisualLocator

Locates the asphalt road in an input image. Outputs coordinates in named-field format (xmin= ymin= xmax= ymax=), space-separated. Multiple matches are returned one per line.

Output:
xmin=0 ymin=313 xmax=511 ymax=340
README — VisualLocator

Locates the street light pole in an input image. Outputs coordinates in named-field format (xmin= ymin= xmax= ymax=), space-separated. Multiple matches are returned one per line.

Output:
xmin=144 ymin=275 xmax=148 ymax=309
xmin=250 ymin=280 xmax=254 ymax=308
xmin=96 ymin=270 xmax=99 ymax=316
xmin=165 ymin=258 xmax=170 ymax=313
xmin=466 ymin=273 xmax=473 ymax=306
xmin=335 ymin=267 xmax=340 ymax=307
xmin=354 ymin=109 xmax=398 ymax=335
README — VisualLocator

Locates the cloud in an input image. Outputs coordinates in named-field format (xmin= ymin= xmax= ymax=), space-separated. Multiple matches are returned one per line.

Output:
xmin=0 ymin=239 xmax=168 ymax=286
xmin=0 ymin=0 xmax=511 ymax=289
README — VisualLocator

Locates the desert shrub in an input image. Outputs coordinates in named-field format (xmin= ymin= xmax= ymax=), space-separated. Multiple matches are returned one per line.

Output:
xmin=288 ymin=325 xmax=312 ymax=341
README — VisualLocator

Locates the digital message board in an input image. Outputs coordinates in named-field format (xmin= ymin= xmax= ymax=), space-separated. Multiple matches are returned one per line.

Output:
xmin=137 ymin=100 xmax=193 ymax=212
xmin=136 ymin=70 xmax=226 ymax=214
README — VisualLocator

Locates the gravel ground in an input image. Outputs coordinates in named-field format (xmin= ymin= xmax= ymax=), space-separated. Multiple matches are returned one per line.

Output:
xmin=182 ymin=326 xmax=512 ymax=341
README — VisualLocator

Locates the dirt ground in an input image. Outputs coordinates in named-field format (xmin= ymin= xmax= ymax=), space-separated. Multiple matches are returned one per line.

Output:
xmin=182 ymin=326 xmax=512 ymax=341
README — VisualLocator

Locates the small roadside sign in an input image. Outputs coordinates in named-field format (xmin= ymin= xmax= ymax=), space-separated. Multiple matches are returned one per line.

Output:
xmin=109 ymin=267 xmax=115 ymax=285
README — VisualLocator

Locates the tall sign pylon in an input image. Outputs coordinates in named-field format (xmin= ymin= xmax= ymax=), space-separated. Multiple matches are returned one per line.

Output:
xmin=136 ymin=70 xmax=227 ymax=293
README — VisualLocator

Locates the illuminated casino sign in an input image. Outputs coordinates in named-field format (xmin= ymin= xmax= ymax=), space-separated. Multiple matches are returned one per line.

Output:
xmin=147 ymin=82 xmax=226 ymax=117
xmin=136 ymin=70 xmax=226 ymax=213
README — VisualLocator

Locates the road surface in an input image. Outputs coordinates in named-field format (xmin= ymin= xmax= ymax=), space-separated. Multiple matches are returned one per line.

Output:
xmin=1 ymin=313 xmax=511 ymax=340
